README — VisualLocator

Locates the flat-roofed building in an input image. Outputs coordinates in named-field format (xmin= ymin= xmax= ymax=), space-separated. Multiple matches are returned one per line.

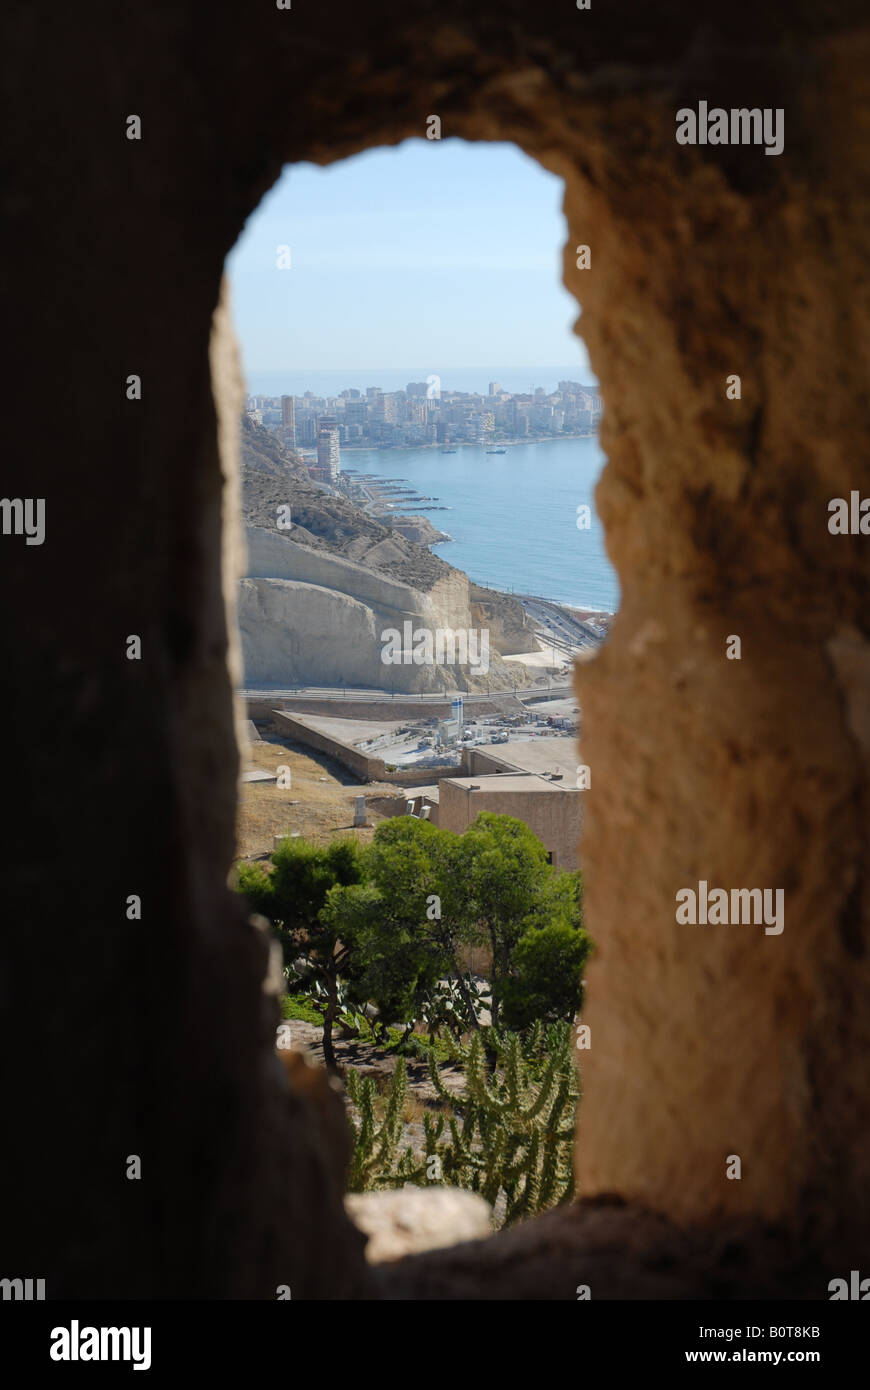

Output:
xmin=437 ymin=772 xmax=581 ymax=870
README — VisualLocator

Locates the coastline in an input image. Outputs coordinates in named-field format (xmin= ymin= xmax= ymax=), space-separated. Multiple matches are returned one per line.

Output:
xmin=331 ymin=435 xmax=617 ymax=621
xmin=336 ymin=431 xmax=598 ymax=454
xmin=351 ymin=505 xmax=615 ymax=624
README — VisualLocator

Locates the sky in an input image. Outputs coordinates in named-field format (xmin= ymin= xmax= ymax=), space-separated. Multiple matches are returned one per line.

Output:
xmin=225 ymin=139 xmax=591 ymax=376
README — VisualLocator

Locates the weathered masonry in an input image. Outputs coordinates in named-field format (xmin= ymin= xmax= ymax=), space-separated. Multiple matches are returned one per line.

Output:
xmin=1 ymin=0 xmax=868 ymax=1299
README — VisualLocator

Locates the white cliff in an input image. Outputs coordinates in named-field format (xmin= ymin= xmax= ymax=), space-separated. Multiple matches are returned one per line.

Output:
xmin=240 ymin=526 xmax=534 ymax=692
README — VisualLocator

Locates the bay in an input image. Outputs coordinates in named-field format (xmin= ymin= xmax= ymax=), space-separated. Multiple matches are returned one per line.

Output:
xmin=342 ymin=435 xmax=620 ymax=614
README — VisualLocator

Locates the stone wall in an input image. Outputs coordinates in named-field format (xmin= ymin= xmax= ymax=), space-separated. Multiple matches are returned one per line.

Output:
xmin=2 ymin=0 xmax=867 ymax=1301
xmin=272 ymin=710 xmax=386 ymax=781
xmin=270 ymin=710 xmax=459 ymax=788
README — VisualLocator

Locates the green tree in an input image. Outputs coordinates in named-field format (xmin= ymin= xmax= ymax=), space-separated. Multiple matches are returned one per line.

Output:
xmin=498 ymin=867 xmax=589 ymax=1030
xmin=500 ymin=919 xmax=591 ymax=1031
xmin=370 ymin=816 xmax=485 ymax=1025
xmin=236 ymin=837 xmax=364 ymax=1070
xmin=322 ymin=817 xmax=458 ymax=1034
xmin=452 ymin=812 xmax=552 ymax=1027
xmin=523 ymin=867 xmax=585 ymax=933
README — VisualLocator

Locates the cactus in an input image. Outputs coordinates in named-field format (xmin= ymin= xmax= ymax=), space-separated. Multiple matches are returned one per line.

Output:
xmin=344 ymin=1021 xmax=579 ymax=1224
xmin=345 ymin=1059 xmax=413 ymax=1192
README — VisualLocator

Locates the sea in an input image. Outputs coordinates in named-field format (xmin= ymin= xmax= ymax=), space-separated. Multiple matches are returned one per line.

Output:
xmin=343 ymin=437 xmax=619 ymax=614
xmin=246 ymin=368 xmax=620 ymax=613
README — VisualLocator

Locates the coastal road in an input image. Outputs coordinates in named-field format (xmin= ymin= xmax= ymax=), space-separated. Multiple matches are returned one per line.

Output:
xmin=517 ymin=594 xmax=606 ymax=651
xmin=241 ymin=680 xmax=575 ymax=705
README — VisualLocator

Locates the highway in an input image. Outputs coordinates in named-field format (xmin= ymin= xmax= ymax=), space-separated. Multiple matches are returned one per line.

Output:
xmin=517 ymin=594 xmax=607 ymax=652
xmin=241 ymin=678 xmax=575 ymax=704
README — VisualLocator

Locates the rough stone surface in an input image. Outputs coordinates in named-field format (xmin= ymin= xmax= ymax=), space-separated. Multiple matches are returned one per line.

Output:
xmin=1 ymin=0 xmax=867 ymax=1300
xmin=346 ymin=1188 xmax=492 ymax=1264
xmin=375 ymin=1196 xmax=825 ymax=1300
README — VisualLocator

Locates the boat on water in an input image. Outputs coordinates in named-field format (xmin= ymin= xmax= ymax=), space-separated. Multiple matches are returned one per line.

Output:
xmin=440 ymin=448 xmax=457 ymax=454
xmin=485 ymin=447 xmax=507 ymax=454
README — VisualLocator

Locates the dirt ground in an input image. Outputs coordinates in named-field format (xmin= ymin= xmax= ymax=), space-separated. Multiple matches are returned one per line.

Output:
xmin=282 ymin=1019 xmax=466 ymax=1104
xmin=284 ymin=1019 xmax=468 ymax=1163
xmin=235 ymin=728 xmax=403 ymax=859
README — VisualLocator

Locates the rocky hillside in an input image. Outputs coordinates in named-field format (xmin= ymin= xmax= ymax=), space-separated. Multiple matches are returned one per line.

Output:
xmin=238 ymin=415 xmax=539 ymax=691
xmin=241 ymin=415 xmax=450 ymax=591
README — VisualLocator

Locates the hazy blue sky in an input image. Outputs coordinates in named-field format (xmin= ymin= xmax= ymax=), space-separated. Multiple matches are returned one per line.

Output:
xmin=226 ymin=140 xmax=590 ymax=375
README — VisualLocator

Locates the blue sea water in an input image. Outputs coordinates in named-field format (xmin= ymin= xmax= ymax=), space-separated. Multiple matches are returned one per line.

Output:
xmin=343 ymin=436 xmax=620 ymax=614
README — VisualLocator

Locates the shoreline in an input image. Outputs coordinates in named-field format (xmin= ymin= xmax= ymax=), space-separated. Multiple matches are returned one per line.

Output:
xmin=336 ymin=431 xmax=598 ymax=454
xmin=352 ymin=504 xmax=615 ymax=622
xmin=494 ymin=590 xmax=614 ymax=623
xmin=332 ymin=440 xmax=615 ymax=625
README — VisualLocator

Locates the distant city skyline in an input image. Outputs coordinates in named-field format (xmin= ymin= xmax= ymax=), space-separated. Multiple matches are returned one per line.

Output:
xmin=226 ymin=140 xmax=592 ymax=377
xmin=243 ymin=365 xmax=597 ymax=400
xmin=246 ymin=374 xmax=599 ymax=457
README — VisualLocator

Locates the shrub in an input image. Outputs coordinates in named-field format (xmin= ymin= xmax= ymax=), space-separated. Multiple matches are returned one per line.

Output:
xmin=500 ymin=919 xmax=590 ymax=1031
